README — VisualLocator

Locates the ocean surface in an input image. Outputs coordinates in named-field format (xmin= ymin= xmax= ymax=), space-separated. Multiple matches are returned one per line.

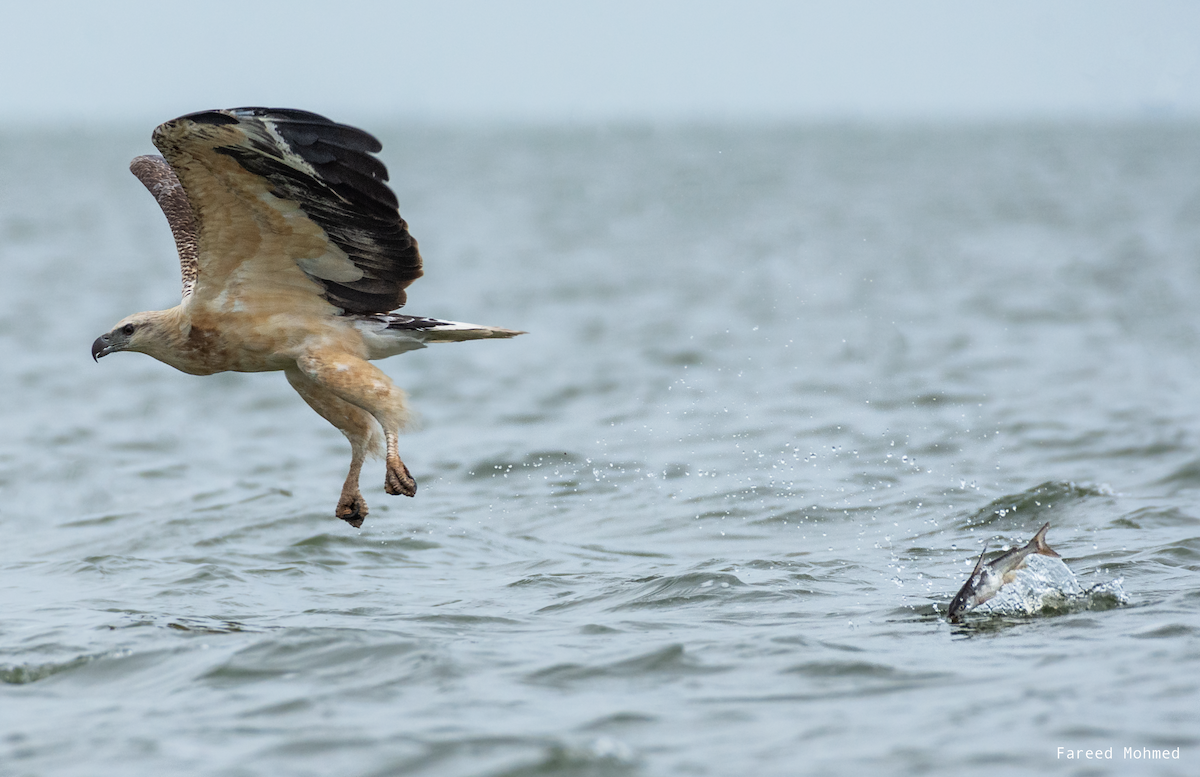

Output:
xmin=1 ymin=121 xmax=1198 ymax=776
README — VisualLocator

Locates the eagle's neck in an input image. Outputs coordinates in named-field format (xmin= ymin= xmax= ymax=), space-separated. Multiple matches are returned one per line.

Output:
xmin=135 ymin=306 xmax=213 ymax=375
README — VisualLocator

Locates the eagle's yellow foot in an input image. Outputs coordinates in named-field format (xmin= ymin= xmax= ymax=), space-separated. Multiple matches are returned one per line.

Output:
xmin=385 ymin=455 xmax=417 ymax=497
xmin=337 ymin=492 xmax=368 ymax=528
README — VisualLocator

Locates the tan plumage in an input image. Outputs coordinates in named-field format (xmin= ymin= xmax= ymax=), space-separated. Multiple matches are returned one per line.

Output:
xmin=94 ymin=108 xmax=523 ymax=527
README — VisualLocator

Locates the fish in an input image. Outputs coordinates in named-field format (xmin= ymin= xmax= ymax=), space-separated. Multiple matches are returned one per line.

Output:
xmin=947 ymin=522 xmax=1061 ymax=621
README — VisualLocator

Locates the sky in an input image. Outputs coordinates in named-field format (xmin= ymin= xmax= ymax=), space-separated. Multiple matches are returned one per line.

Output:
xmin=1 ymin=0 xmax=1198 ymax=126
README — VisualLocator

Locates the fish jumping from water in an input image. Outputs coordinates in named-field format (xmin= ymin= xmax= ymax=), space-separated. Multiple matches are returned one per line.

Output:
xmin=948 ymin=522 xmax=1060 ymax=621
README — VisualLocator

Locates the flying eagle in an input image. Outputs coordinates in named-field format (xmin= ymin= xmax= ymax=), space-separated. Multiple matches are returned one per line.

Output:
xmin=92 ymin=107 xmax=523 ymax=527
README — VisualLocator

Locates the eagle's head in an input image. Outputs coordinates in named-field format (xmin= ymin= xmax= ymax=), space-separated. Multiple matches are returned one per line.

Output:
xmin=92 ymin=312 xmax=165 ymax=361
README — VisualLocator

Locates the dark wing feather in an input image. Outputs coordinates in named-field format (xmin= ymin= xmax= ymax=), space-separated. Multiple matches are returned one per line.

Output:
xmin=155 ymin=107 xmax=422 ymax=314
xmin=129 ymin=155 xmax=200 ymax=298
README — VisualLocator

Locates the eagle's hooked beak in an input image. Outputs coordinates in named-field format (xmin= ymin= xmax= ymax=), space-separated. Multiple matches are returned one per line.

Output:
xmin=92 ymin=333 xmax=114 ymax=361
xmin=93 ymin=322 xmax=140 ymax=362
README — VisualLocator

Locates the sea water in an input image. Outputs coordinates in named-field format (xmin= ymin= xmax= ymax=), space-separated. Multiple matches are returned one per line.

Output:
xmin=1 ymin=122 xmax=1198 ymax=776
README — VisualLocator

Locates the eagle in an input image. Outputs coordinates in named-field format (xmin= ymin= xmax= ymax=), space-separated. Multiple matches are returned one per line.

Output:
xmin=92 ymin=107 xmax=523 ymax=528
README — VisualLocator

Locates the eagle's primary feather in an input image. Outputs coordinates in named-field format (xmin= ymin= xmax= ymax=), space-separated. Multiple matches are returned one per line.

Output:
xmin=94 ymin=108 xmax=523 ymax=527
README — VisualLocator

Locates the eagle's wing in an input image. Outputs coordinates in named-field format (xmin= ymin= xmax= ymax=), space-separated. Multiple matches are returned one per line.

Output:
xmin=150 ymin=107 xmax=423 ymax=316
xmin=130 ymin=155 xmax=200 ymax=298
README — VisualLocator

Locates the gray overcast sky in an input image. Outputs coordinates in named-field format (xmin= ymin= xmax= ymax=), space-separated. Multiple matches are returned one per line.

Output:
xmin=2 ymin=0 xmax=1198 ymax=126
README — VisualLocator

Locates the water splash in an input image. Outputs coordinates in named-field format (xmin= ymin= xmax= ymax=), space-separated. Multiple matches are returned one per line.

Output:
xmin=975 ymin=554 xmax=1128 ymax=617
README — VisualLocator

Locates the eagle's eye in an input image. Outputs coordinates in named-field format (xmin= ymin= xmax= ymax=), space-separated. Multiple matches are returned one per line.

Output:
xmin=121 ymin=323 xmax=136 ymax=336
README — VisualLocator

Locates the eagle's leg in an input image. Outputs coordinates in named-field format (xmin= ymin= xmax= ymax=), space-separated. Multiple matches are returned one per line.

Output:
xmin=295 ymin=352 xmax=417 ymax=500
xmin=285 ymin=367 xmax=379 ymax=527
xmin=337 ymin=453 xmax=370 ymax=527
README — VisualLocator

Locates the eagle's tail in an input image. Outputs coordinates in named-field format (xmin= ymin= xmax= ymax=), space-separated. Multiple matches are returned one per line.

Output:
xmin=355 ymin=314 xmax=525 ymax=359
xmin=405 ymin=320 xmax=526 ymax=342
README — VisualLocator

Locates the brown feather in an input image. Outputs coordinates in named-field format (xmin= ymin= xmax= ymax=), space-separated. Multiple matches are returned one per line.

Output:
xmin=129 ymin=155 xmax=200 ymax=297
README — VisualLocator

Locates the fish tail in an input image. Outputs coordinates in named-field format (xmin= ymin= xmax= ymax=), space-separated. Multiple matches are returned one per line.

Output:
xmin=1030 ymin=522 xmax=1060 ymax=557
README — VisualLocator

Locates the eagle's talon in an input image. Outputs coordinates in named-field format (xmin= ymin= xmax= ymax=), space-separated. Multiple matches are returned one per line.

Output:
xmin=337 ymin=493 xmax=368 ymax=527
xmin=385 ymin=458 xmax=417 ymax=497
